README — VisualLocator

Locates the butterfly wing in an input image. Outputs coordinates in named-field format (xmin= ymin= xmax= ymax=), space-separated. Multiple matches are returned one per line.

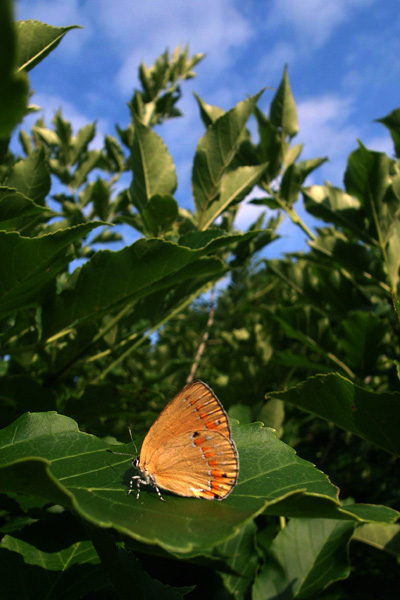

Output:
xmin=138 ymin=381 xmax=239 ymax=500
xmin=144 ymin=430 xmax=239 ymax=500
xmin=140 ymin=380 xmax=232 ymax=463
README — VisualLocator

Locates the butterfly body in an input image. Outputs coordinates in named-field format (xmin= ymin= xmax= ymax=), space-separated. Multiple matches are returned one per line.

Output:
xmin=127 ymin=381 xmax=239 ymax=501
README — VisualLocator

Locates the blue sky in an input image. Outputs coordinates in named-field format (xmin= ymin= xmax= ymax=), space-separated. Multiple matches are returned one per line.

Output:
xmin=16 ymin=0 xmax=400 ymax=254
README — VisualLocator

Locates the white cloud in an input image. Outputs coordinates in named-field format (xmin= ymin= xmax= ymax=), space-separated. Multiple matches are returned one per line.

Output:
xmin=267 ymin=0 xmax=374 ymax=47
xmin=258 ymin=0 xmax=376 ymax=83
xmin=90 ymin=0 xmax=253 ymax=94
xmin=296 ymin=94 xmax=359 ymax=185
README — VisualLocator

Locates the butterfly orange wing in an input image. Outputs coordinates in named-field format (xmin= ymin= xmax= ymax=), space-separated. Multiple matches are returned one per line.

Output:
xmin=138 ymin=381 xmax=239 ymax=500
xmin=146 ymin=430 xmax=239 ymax=500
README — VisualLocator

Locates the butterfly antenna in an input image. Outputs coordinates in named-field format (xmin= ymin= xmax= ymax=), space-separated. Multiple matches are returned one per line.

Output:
xmin=128 ymin=424 xmax=139 ymax=456
xmin=106 ymin=449 xmax=134 ymax=457
xmin=106 ymin=425 xmax=138 ymax=457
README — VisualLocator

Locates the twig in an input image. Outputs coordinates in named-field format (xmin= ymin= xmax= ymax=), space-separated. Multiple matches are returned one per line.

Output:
xmin=186 ymin=288 xmax=215 ymax=384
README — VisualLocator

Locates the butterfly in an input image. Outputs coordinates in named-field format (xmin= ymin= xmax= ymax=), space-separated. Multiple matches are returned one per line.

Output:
xmin=108 ymin=380 xmax=239 ymax=501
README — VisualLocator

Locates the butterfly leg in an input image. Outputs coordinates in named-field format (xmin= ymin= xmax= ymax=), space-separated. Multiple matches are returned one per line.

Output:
xmin=128 ymin=474 xmax=142 ymax=499
xmin=153 ymin=483 xmax=165 ymax=502
xmin=128 ymin=474 xmax=165 ymax=501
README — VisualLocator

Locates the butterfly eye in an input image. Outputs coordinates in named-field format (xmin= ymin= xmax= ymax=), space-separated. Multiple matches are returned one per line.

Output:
xmin=132 ymin=458 xmax=139 ymax=467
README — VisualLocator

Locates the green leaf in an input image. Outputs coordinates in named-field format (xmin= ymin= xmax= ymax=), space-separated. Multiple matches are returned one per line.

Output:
xmin=254 ymin=105 xmax=282 ymax=182
xmin=6 ymin=148 xmax=51 ymax=205
xmin=42 ymin=238 xmax=224 ymax=337
xmin=69 ymin=123 xmax=96 ymax=165
xmin=0 ymin=187 xmax=53 ymax=232
xmin=192 ymin=91 xmax=263 ymax=215
xmin=0 ymin=1 xmax=29 ymax=139
xmin=337 ymin=311 xmax=387 ymax=372
xmin=344 ymin=144 xmax=399 ymax=244
xmin=303 ymin=184 xmax=374 ymax=244
xmin=32 ymin=125 xmax=61 ymax=146
xmin=104 ymin=134 xmax=125 ymax=172
xmin=386 ymin=219 xmax=400 ymax=293
xmin=393 ymin=294 xmax=400 ymax=325
xmin=376 ymin=108 xmax=400 ymax=158
xmin=130 ymin=118 xmax=177 ymax=211
xmin=193 ymin=92 xmax=225 ymax=127
xmin=218 ymin=521 xmax=258 ymax=600
xmin=0 ymin=514 xmax=108 ymax=600
xmin=257 ymin=398 xmax=285 ymax=432
xmin=0 ymin=223 xmax=103 ymax=319
xmin=178 ymin=229 xmax=262 ymax=254
xmin=0 ymin=413 xmax=397 ymax=556
xmin=198 ymin=164 xmax=268 ymax=230
xmin=280 ymin=158 xmax=327 ymax=207
xmin=252 ymin=518 xmax=354 ymax=600
xmin=142 ymin=194 xmax=179 ymax=236
xmin=16 ymin=21 xmax=81 ymax=73
xmin=71 ymin=150 xmax=101 ymax=188
xmin=269 ymin=373 xmax=400 ymax=456
xmin=353 ymin=523 xmax=400 ymax=558
xmin=87 ymin=525 xmax=189 ymax=600
xmin=270 ymin=65 xmax=299 ymax=138
xmin=89 ymin=178 xmax=111 ymax=221
xmin=308 ymin=231 xmax=384 ymax=292
xmin=284 ymin=143 xmax=303 ymax=168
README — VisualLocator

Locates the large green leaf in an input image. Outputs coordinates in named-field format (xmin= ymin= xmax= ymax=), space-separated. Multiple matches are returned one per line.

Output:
xmin=42 ymin=238 xmax=224 ymax=337
xmin=16 ymin=20 xmax=81 ymax=72
xmin=252 ymin=518 xmax=354 ymax=600
xmin=218 ymin=521 xmax=259 ymax=600
xmin=269 ymin=373 xmax=400 ymax=456
xmin=5 ymin=148 xmax=51 ymax=205
xmin=0 ymin=413 xmax=397 ymax=556
xmin=0 ymin=223 xmax=103 ymax=319
xmin=192 ymin=91 xmax=263 ymax=216
xmin=198 ymin=164 xmax=268 ymax=230
xmin=0 ymin=1 xmax=29 ymax=139
xmin=130 ymin=118 xmax=177 ymax=211
xmin=0 ymin=187 xmax=53 ymax=232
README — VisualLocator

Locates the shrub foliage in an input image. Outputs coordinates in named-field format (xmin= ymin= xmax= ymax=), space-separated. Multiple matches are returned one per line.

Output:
xmin=1 ymin=4 xmax=400 ymax=599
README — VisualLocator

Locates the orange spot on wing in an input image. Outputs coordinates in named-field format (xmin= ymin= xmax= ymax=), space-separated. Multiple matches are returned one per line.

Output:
xmin=211 ymin=469 xmax=224 ymax=478
xmin=194 ymin=437 xmax=206 ymax=446
xmin=200 ymin=490 xmax=219 ymax=499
